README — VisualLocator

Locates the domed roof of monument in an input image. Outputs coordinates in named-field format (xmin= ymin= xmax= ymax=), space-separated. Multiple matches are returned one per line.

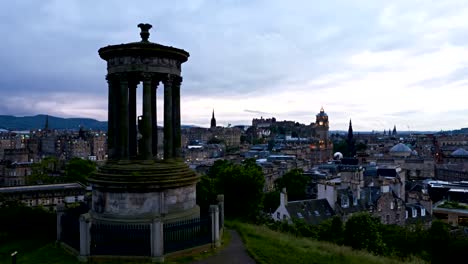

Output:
xmin=98 ymin=23 xmax=189 ymax=62
xmin=451 ymin=148 xmax=468 ymax=157
xmin=317 ymin=107 xmax=328 ymax=117
xmin=389 ymin=143 xmax=412 ymax=153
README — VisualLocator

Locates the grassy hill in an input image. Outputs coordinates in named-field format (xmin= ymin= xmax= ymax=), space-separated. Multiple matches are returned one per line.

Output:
xmin=230 ymin=221 xmax=425 ymax=264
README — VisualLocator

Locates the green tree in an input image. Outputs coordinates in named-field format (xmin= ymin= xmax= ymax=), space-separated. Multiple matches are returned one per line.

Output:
xmin=263 ymin=190 xmax=280 ymax=214
xmin=197 ymin=159 xmax=265 ymax=219
xmin=64 ymin=158 xmax=96 ymax=184
xmin=27 ymin=157 xmax=60 ymax=185
xmin=207 ymin=137 xmax=223 ymax=144
xmin=356 ymin=142 xmax=367 ymax=152
xmin=427 ymin=220 xmax=449 ymax=263
xmin=318 ymin=216 xmax=344 ymax=244
xmin=333 ymin=140 xmax=349 ymax=157
xmin=344 ymin=212 xmax=385 ymax=255
xmin=274 ymin=169 xmax=309 ymax=201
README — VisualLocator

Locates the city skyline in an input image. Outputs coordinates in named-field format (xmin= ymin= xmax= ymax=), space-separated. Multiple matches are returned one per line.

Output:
xmin=1 ymin=1 xmax=468 ymax=131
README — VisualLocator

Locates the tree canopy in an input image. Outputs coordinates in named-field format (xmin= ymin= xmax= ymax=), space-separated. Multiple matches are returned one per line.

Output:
xmin=274 ymin=169 xmax=310 ymax=201
xmin=64 ymin=157 xmax=96 ymax=184
xmin=343 ymin=212 xmax=385 ymax=255
xmin=197 ymin=159 xmax=265 ymax=219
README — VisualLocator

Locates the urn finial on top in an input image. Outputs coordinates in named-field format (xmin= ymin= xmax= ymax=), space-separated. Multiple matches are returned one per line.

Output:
xmin=137 ymin=23 xmax=152 ymax=42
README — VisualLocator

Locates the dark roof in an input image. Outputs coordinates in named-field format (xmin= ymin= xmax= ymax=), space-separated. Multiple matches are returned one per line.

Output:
xmin=286 ymin=199 xmax=334 ymax=225
xmin=364 ymin=168 xmax=377 ymax=177
xmin=335 ymin=187 xmax=382 ymax=215
xmin=405 ymin=203 xmax=432 ymax=225
xmin=377 ymin=168 xmax=397 ymax=177
xmin=0 ymin=183 xmax=85 ymax=193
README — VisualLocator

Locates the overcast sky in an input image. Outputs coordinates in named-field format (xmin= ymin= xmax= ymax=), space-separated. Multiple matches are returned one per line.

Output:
xmin=1 ymin=0 xmax=468 ymax=131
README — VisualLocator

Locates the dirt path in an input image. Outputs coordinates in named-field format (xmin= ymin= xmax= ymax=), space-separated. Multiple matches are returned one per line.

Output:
xmin=191 ymin=229 xmax=255 ymax=264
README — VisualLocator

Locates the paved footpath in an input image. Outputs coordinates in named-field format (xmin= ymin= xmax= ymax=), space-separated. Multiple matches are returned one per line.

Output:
xmin=191 ymin=230 xmax=256 ymax=264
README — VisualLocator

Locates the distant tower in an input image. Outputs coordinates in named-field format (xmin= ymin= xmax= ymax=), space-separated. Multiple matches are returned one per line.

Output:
xmin=210 ymin=109 xmax=217 ymax=128
xmin=315 ymin=107 xmax=329 ymax=142
xmin=347 ymin=119 xmax=356 ymax=157
xmin=393 ymin=125 xmax=397 ymax=136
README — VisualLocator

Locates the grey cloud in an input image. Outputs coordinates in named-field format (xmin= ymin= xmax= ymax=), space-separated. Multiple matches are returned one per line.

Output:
xmin=243 ymin=109 xmax=271 ymax=115
xmin=0 ymin=1 xmax=467 ymax=130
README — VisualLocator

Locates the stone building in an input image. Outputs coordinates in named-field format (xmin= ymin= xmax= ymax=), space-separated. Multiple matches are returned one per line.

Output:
xmin=0 ymin=183 xmax=85 ymax=209
xmin=0 ymin=148 xmax=32 ymax=186
xmin=90 ymin=132 xmax=107 ymax=161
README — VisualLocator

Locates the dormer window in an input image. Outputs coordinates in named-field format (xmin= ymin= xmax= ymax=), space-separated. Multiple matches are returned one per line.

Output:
xmin=341 ymin=195 xmax=349 ymax=208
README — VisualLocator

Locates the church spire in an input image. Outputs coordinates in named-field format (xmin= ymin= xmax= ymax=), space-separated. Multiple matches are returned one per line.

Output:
xmin=348 ymin=119 xmax=353 ymax=141
xmin=210 ymin=109 xmax=216 ymax=128
xmin=347 ymin=119 xmax=356 ymax=157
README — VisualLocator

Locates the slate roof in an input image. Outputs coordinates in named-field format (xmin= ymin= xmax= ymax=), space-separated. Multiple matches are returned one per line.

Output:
xmin=285 ymin=199 xmax=334 ymax=225
xmin=377 ymin=168 xmax=398 ymax=177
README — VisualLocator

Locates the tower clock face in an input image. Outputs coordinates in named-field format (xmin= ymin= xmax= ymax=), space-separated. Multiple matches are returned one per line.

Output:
xmin=319 ymin=121 xmax=323 ymax=126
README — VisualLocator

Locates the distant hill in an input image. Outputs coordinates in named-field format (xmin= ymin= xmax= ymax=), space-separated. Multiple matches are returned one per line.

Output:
xmin=0 ymin=115 xmax=108 ymax=131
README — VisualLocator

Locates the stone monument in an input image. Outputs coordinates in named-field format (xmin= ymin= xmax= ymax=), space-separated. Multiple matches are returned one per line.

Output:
xmin=88 ymin=23 xmax=199 ymax=222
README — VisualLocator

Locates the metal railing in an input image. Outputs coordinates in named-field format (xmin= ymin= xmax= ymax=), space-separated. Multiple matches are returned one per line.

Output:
xmin=61 ymin=212 xmax=81 ymax=251
xmin=163 ymin=217 xmax=212 ymax=253
xmin=90 ymin=222 xmax=151 ymax=256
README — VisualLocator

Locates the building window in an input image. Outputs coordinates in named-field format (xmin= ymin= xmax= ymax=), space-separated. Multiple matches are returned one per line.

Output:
xmin=406 ymin=211 xmax=408 ymax=219
xmin=277 ymin=212 xmax=280 ymax=219
xmin=386 ymin=215 xmax=390 ymax=223
xmin=421 ymin=208 xmax=426 ymax=216
xmin=390 ymin=201 xmax=394 ymax=210
xmin=341 ymin=196 xmax=349 ymax=208
xmin=412 ymin=208 xmax=417 ymax=218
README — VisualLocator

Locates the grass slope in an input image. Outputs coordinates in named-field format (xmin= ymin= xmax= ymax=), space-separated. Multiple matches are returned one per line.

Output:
xmin=0 ymin=240 xmax=77 ymax=264
xmin=231 ymin=221 xmax=425 ymax=264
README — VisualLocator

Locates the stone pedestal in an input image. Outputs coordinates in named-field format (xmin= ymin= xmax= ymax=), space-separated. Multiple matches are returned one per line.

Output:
xmin=79 ymin=213 xmax=91 ymax=262
xmin=210 ymin=205 xmax=220 ymax=248
xmin=89 ymin=160 xmax=199 ymax=222
xmin=151 ymin=219 xmax=164 ymax=262
xmin=56 ymin=203 xmax=65 ymax=241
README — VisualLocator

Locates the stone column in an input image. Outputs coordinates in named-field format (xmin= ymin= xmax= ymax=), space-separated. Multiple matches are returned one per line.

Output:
xmin=119 ymin=74 xmax=129 ymax=159
xmin=151 ymin=78 xmax=159 ymax=158
xmin=106 ymin=74 xmax=117 ymax=160
xmin=210 ymin=205 xmax=220 ymax=248
xmin=78 ymin=213 xmax=91 ymax=261
xmin=217 ymin=195 xmax=224 ymax=230
xmin=172 ymin=76 xmax=182 ymax=159
xmin=151 ymin=219 xmax=164 ymax=263
xmin=129 ymin=79 xmax=138 ymax=158
xmin=56 ymin=203 xmax=65 ymax=241
xmin=163 ymin=75 xmax=174 ymax=160
xmin=141 ymin=73 xmax=153 ymax=159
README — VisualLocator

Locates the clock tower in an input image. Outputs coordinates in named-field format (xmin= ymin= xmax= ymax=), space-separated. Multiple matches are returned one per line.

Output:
xmin=315 ymin=107 xmax=329 ymax=142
